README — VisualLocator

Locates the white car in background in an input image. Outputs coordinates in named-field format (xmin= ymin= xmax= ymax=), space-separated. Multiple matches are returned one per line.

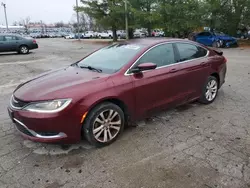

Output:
xmin=117 ymin=30 xmax=126 ymax=39
xmin=133 ymin=29 xmax=146 ymax=38
xmin=64 ymin=33 xmax=75 ymax=39
xmin=82 ymin=31 xmax=96 ymax=38
xmin=97 ymin=31 xmax=113 ymax=38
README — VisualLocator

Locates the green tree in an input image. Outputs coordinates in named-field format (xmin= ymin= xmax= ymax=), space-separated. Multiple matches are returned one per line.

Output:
xmin=157 ymin=0 xmax=203 ymax=37
xmin=203 ymin=0 xmax=250 ymax=35
xmin=78 ymin=0 xmax=125 ymax=41
xmin=129 ymin=0 xmax=160 ymax=36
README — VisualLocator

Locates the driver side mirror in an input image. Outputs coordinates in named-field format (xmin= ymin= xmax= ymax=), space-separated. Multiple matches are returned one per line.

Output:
xmin=130 ymin=62 xmax=157 ymax=73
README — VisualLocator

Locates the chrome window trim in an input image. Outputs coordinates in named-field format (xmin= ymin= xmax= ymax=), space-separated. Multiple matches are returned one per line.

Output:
xmin=124 ymin=41 xmax=209 ymax=76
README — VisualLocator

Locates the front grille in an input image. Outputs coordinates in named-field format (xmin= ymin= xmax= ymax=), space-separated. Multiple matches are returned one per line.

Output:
xmin=15 ymin=122 xmax=34 ymax=137
xmin=11 ymin=96 xmax=29 ymax=109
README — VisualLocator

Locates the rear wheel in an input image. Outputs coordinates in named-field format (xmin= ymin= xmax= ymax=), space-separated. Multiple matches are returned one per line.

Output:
xmin=19 ymin=45 xmax=29 ymax=54
xmin=199 ymin=76 xmax=218 ymax=104
xmin=82 ymin=102 xmax=125 ymax=147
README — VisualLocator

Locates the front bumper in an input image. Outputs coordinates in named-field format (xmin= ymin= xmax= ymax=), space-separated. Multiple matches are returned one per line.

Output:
xmin=13 ymin=118 xmax=67 ymax=142
xmin=221 ymin=40 xmax=238 ymax=48
xmin=7 ymin=106 xmax=82 ymax=144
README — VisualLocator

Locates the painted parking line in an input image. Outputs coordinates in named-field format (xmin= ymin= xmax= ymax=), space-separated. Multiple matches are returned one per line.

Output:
xmin=0 ymin=79 xmax=31 ymax=89
xmin=0 ymin=55 xmax=70 ymax=66
xmin=0 ymin=58 xmax=47 ymax=66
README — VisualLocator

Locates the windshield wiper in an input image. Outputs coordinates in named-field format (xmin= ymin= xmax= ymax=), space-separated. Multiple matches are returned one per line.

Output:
xmin=78 ymin=65 xmax=102 ymax=73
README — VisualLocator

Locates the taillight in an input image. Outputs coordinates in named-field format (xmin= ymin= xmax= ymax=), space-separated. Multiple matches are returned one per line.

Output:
xmin=33 ymin=40 xmax=36 ymax=44
xmin=223 ymin=56 xmax=227 ymax=63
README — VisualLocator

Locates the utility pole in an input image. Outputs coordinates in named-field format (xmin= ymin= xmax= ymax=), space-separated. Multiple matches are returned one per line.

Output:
xmin=125 ymin=0 xmax=129 ymax=40
xmin=1 ymin=2 xmax=9 ymax=32
xmin=76 ymin=0 xmax=80 ymax=40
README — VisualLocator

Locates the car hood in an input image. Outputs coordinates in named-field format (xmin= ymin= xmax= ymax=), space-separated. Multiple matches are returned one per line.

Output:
xmin=14 ymin=66 xmax=110 ymax=101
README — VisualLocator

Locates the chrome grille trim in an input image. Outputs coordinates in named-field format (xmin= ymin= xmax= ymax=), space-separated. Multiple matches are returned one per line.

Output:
xmin=13 ymin=118 xmax=67 ymax=139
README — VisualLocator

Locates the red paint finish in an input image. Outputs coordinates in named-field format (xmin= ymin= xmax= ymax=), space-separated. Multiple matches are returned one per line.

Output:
xmin=8 ymin=39 xmax=227 ymax=144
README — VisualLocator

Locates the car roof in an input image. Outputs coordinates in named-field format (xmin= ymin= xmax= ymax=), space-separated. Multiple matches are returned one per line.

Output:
xmin=124 ymin=38 xmax=196 ymax=46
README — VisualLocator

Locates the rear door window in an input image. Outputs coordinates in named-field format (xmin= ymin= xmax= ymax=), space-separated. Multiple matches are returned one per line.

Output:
xmin=176 ymin=43 xmax=208 ymax=61
xmin=15 ymin=36 xmax=22 ymax=40
xmin=198 ymin=32 xmax=211 ymax=37
xmin=4 ymin=36 xmax=17 ymax=41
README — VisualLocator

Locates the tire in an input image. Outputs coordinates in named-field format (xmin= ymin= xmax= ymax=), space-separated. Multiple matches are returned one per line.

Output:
xmin=212 ymin=41 xmax=220 ymax=48
xmin=198 ymin=76 xmax=219 ymax=104
xmin=82 ymin=102 xmax=125 ymax=147
xmin=19 ymin=45 xmax=29 ymax=54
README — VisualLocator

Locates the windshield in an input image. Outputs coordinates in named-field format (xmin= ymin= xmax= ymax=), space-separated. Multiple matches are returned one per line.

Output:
xmin=214 ymin=32 xmax=225 ymax=36
xmin=77 ymin=43 xmax=144 ymax=74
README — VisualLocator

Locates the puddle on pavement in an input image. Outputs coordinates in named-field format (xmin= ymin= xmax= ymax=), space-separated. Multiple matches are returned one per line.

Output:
xmin=23 ymin=140 xmax=93 ymax=155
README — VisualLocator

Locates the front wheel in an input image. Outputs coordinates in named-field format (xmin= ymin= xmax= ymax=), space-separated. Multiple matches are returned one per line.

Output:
xmin=199 ymin=76 xmax=218 ymax=104
xmin=212 ymin=41 xmax=220 ymax=48
xmin=82 ymin=102 xmax=125 ymax=147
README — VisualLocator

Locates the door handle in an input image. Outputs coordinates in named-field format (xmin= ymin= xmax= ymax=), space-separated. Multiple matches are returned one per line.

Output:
xmin=169 ymin=68 xmax=179 ymax=73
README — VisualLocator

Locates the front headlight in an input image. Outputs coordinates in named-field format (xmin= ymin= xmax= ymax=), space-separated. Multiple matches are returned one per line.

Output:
xmin=24 ymin=99 xmax=72 ymax=113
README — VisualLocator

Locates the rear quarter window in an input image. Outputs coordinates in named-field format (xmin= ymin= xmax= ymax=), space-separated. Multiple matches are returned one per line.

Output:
xmin=176 ymin=43 xmax=208 ymax=61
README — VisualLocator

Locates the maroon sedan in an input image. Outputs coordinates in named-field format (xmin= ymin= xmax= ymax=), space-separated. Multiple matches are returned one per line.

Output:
xmin=8 ymin=39 xmax=227 ymax=147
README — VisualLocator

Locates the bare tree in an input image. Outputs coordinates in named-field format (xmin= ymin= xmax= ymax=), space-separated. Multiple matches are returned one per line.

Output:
xmin=19 ymin=16 xmax=31 ymax=33
xmin=55 ymin=21 xmax=64 ymax=28
xmin=12 ymin=21 xmax=18 ymax=26
xmin=79 ymin=12 xmax=87 ymax=31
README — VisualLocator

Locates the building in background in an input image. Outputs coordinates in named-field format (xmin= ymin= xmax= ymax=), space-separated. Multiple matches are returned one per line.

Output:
xmin=0 ymin=25 xmax=25 ymax=33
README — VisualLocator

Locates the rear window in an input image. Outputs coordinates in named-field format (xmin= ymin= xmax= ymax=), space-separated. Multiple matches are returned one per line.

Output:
xmin=77 ymin=43 xmax=144 ymax=74
xmin=24 ymin=37 xmax=33 ymax=40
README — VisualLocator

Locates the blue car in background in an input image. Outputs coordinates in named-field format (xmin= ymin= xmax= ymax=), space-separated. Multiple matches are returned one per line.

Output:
xmin=194 ymin=31 xmax=238 ymax=48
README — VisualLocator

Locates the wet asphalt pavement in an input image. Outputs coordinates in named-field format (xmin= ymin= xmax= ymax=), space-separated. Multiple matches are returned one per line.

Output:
xmin=0 ymin=38 xmax=250 ymax=188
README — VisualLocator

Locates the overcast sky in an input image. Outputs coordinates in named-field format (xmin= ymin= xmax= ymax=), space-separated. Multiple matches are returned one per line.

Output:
xmin=0 ymin=0 xmax=77 ymax=25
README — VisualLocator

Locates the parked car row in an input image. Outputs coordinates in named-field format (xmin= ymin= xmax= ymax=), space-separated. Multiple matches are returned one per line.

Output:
xmin=27 ymin=32 xmax=71 ymax=39
xmin=64 ymin=29 xmax=165 ymax=40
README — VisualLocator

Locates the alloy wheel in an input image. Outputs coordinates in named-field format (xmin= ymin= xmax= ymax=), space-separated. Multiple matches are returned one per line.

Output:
xmin=93 ymin=109 xmax=121 ymax=143
xmin=21 ymin=46 xmax=28 ymax=54
xmin=205 ymin=80 xmax=218 ymax=101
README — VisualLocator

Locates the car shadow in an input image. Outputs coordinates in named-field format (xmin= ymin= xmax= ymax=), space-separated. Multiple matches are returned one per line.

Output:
xmin=123 ymin=100 xmax=200 ymax=131
xmin=0 ymin=52 xmax=33 ymax=56
xmin=20 ymin=101 xmax=205 ymax=155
